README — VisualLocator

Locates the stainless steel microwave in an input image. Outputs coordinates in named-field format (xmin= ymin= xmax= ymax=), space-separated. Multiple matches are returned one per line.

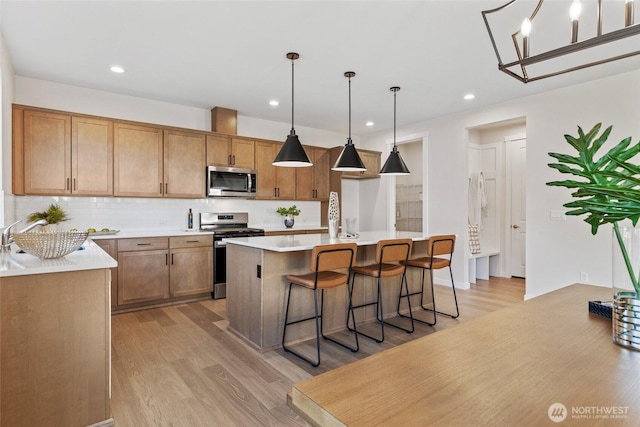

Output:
xmin=206 ymin=166 xmax=257 ymax=198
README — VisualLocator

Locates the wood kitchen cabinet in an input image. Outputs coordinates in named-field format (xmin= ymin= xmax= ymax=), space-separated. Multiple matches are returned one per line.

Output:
xmin=16 ymin=106 xmax=113 ymax=196
xmin=169 ymin=235 xmax=213 ymax=298
xmin=114 ymin=123 xmax=164 ymax=197
xmin=255 ymin=140 xmax=296 ymax=199
xmin=114 ymin=235 xmax=213 ymax=310
xmin=117 ymin=237 xmax=170 ymax=305
xmin=94 ymin=239 xmax=118 ymax=307
xmin=296 ymin=146 xmax=330 ymax=200
xmin=164 ymin=129 xmax=206 ymax=198
xmin=206 ymin=134 xmax=255 ymax=169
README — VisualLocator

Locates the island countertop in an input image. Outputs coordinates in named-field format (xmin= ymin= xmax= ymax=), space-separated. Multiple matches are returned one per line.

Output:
xmin=0 ymin=240 xmax=117 ymax=278
xmin=223 ymin=230 xmax=428 ymax=252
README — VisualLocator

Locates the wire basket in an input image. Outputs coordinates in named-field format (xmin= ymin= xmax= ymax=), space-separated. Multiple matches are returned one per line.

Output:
xmin=13 ymin=231 xmax=89 ymax=259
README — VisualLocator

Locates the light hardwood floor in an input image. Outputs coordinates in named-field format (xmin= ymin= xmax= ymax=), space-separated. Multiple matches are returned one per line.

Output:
xmin=110 ymin=277 xmax=525 ymax=426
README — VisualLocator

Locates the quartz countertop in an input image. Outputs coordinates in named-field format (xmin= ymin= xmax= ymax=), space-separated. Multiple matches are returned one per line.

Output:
xmin=223 ymin=230 xmax=428 ymax=252
xmin=88 ymin=229 xmax=214 ymax=240
xmin=0 ymin=240 xmax=117 ymax=278
xmin=260 ymin=225 xmax=328 ymax=233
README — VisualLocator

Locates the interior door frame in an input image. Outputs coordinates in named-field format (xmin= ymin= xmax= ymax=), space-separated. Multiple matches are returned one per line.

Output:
xmin=504 ymin=133 xmax=526 ymax=278
xmin=385 ymin=132 xmax=429 ymax=233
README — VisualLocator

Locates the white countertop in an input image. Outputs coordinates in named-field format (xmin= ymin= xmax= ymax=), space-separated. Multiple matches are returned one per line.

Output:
xmin=88 ymin=229 xmax=214 ymax=240
xmin=260 ymin=225 xmax=327 ymax=233
xmin=0 ymin=240 xmax=117 ymax=278
xmin=223 ymin=230 xmax=428 ymax=252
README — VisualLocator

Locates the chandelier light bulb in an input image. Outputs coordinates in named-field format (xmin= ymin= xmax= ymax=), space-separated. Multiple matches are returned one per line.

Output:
xmin=521 ymin=17 xmax=532 ymax=37
xmin=570 ymin=0 xmax=582 ymax=21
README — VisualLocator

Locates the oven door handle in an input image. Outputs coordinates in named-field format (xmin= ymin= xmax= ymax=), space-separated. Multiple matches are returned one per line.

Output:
xmin=214 ymin=240 xmax=227 ymax=248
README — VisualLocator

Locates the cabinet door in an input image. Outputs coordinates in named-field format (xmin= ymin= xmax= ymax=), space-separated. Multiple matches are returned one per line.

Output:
xmin=313 ymin=147 xmax=330 ymax=200
xmin=206 ymin=134 xmax=231 ymax=166
xmin=361 ymin=151 xmax=381 ymax=178
xmin=94 ymin=239 xmax=118 ymax=307
xmin=295 ymin=145 xmax=315 ymax=200
xmin=230 ymin=137 xmax=255 ymax=169
xmin=72 ymin=117 xmax=113 ymax=196
xmin=163 ymin=130 xmax=206 ymax=198
xmin=23 ymin=110 xmax=71 ymax=195
xmin=117 ymin=249 xmax=169 ymax=305
xmin=255 ymin=141 xmax=277 ymax=199
xmin=276 ymin=162 xmax=296 ymax=200
xmin=114 ymin=123 xmax=164 ymax=197
xmin=169 ymin=246 xmax=213 ymax=297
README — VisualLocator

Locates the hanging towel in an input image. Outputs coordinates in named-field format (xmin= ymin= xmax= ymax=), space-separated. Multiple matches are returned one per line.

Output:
xmin=468 ymin=170 xmax=487 ymax=229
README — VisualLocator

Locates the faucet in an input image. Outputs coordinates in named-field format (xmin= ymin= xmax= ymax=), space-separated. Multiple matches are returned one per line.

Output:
xmin=1 ymin=219 xmax=48 ymax=252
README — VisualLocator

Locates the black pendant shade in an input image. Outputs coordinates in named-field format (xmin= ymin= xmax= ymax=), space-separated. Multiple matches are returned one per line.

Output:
xmin=273 ymin=129 xmax=311 ymax=166
xmin=380 ymin=86 xmax=410 ymax=176
xmin=273 ymin=52 xmax=312 ymax=167
xmin=332 ymin=71 xmax=366 ymax=172
xmin=379 ymin=145 xmax=410 ymax=175
xmin=333 ymin=139 xmax=366 ymax=171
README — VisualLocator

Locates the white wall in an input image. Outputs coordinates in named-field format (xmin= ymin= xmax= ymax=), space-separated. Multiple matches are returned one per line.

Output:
xmin=362 ymin=69 xmax=640 ymax=299
xmin=0 ymin=28 xmax=17 ymax=226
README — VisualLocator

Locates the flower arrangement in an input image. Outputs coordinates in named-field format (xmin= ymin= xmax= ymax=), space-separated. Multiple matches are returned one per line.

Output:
xmin=276 ymin=205 xmax=301 ymax=216
xmin=27 ymin=203 xmax=69 ymax=225
xmin=546 ymin=123 xmax=640 ymax=294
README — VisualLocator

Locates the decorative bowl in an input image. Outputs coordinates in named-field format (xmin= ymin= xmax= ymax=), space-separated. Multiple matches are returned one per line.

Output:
xmin=13 ymin=231 xmax=89 ymax=259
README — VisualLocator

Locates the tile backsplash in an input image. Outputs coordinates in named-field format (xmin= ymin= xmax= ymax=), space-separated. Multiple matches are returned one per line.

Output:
xmin=3 ymin=195 xmax=322 ymax=231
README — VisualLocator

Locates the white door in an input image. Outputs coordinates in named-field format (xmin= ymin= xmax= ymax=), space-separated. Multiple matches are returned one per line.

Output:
xmin=508 ymin=139 xmax=526 ymax=278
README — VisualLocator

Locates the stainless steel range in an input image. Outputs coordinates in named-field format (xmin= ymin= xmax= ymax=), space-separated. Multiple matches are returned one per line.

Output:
xmin=200 ymin=212 xmax=264 ymax=299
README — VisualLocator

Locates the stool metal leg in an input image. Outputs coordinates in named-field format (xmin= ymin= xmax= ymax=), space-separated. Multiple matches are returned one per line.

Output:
xmin=320 ymin=288 xmax=359 ymax=353
xmin=282 ymin=282 xmax=322 ymax=367
xmin=399 ymin=266 xmax=436 ymax=326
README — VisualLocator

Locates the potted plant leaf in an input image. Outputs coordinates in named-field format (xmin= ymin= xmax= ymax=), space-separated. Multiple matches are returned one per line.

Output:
xmin=27 ymin=203 xmax=69 ymax=231
xmin=547 ymin=123 xmax=640 ymax=350
xmin=277 ymin=205 xmax=301 ymax=229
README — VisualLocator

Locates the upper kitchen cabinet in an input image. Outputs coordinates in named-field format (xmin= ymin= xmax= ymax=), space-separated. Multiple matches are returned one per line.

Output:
xmin=254 ymin=140 xmax=296 ymax=200
xmin=331 ymin=147 xmax=381 ymax=179
xmin=206 ymin=135 xmax=255 ymax=170
xmin=163 ymin=129 xmax=206 ymax=198
xmin=295 ymin=146 xmax=330 ymax=200
xmin=14 ymin=106 xmax=113 ymax=196
xmin=114 ymin=123 xmax=164 ymax=197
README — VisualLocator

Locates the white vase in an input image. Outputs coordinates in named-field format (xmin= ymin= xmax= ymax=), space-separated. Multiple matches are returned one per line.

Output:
xmin=328 ymin=192 xmax=339 ymax=238
xmin=612 ymin=224 xmax=640 ymax=351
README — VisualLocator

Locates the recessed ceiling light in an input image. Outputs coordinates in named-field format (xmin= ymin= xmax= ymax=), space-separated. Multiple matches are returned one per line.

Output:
xmin=269 ymin=100 xmax=279 ymax=106
xmin=110 ymin=66 xmax=125 ymax=73
xmin=366 ymin=121 xmax=374 ymax=127
xmin=464 ymin=93 xmax=475 ymax=100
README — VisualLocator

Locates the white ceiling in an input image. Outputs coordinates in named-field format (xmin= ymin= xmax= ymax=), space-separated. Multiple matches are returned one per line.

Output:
xmin=2 ymin=0 xmax=639 ymax=136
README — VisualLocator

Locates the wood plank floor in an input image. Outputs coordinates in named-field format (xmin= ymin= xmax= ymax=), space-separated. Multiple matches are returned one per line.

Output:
xmin=110 ymin=277 xmax=525 ymax=426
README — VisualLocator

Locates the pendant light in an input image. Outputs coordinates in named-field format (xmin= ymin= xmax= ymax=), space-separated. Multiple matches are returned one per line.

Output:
xmin=273 ymin=52 xmax=312 ymax=167
xmin=379 ymin=86 xmax=410 ymax=176
xmin=332 ymin=71 xmax=366 ymax=171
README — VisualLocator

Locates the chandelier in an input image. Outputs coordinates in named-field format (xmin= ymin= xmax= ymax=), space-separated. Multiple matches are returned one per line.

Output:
xmin=482 ymin=0 xmax=640 ymax=83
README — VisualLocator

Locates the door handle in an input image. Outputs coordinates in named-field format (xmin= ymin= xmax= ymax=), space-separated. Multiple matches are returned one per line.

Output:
xmin=512 ymin=224 xmax=520 ymax=229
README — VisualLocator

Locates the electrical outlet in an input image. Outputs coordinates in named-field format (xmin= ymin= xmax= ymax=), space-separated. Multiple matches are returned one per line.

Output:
xmin=257 ymin=265 xmax=261 ymax=279
xmin=580 ymin=272 xmax=589 ymax=282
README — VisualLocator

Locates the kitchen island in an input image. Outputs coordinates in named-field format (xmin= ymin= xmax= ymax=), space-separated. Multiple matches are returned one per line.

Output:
xmin=0 ymin=241 xmax=116 ymax=427
xmin=224 ymin=231 xmax=430 ymax=352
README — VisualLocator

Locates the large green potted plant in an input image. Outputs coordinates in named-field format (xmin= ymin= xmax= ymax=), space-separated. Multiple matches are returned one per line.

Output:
xmin=547 ymin=123 xmax=640 ymax=350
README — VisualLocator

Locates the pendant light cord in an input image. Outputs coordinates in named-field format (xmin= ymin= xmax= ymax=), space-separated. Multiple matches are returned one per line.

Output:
xmin=348 ymin=74 xmax=352 ymax=142
xmin=291 ymin=57 xmax=295 ymax=132
xmin=393 ymin=89 xmax=396 ymax=148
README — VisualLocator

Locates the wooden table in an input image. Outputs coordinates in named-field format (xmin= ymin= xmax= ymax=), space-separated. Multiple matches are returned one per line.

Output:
xmin=289 ymin=284 xmax=640 ymax=426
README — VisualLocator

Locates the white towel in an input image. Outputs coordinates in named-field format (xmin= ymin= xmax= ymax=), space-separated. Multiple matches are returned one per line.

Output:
xmin=468 ymin=171 xmax=487 ymax=229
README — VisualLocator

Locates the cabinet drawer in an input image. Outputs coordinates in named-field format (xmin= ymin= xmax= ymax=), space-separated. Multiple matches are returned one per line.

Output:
xmin=117 ymin=237 xmax=168 ymax=252
xmin=170 ymin=235 xmax=213 ymax=249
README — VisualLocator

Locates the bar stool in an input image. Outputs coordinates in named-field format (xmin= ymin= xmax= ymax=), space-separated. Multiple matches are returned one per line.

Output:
xmin=347 ymin=238 xmax=414 ymax=343
xmin=282 ymin=243 xmax=359 ymax=367
xmin=400 ymin=234 xmax=458 ymax=326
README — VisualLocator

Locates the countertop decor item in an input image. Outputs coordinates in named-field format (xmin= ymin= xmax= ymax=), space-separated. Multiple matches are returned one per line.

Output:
xmin=547 ymin=123 xmax=640 ymax=350
xmin=277 ymin=205 xmax=301 ymax=229
xmin=328 ymin=191 xmax=340 ymax=238
xmin=27 ymin=203 xmax=69 ymax=231
xmin=13 ymin=231 xmax=89 ymax=259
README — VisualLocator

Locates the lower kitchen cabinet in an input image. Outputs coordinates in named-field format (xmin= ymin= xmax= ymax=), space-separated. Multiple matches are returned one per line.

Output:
xmin=94 ymin=239 xmax=118 ymax=307
xmin=169 ymin=236 xmax=213 ymax=298
xmin=112 ymin=235 xmax=213 ymax=310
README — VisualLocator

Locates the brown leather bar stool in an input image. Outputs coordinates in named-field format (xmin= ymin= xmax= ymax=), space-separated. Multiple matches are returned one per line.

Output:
xmin=399 ymin=234 xmax=458 ymax=326
xmin=282 ymin=242 xmax=359 ymax=367
xmin=347 ymin=238 xmax=414 ymax=343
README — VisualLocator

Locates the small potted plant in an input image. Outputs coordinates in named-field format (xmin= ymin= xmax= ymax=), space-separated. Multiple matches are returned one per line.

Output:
xmin=27 ymin=203 xmax=69 ymax=231
xmin=277 ymin=205 xmax=301 ymax=228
